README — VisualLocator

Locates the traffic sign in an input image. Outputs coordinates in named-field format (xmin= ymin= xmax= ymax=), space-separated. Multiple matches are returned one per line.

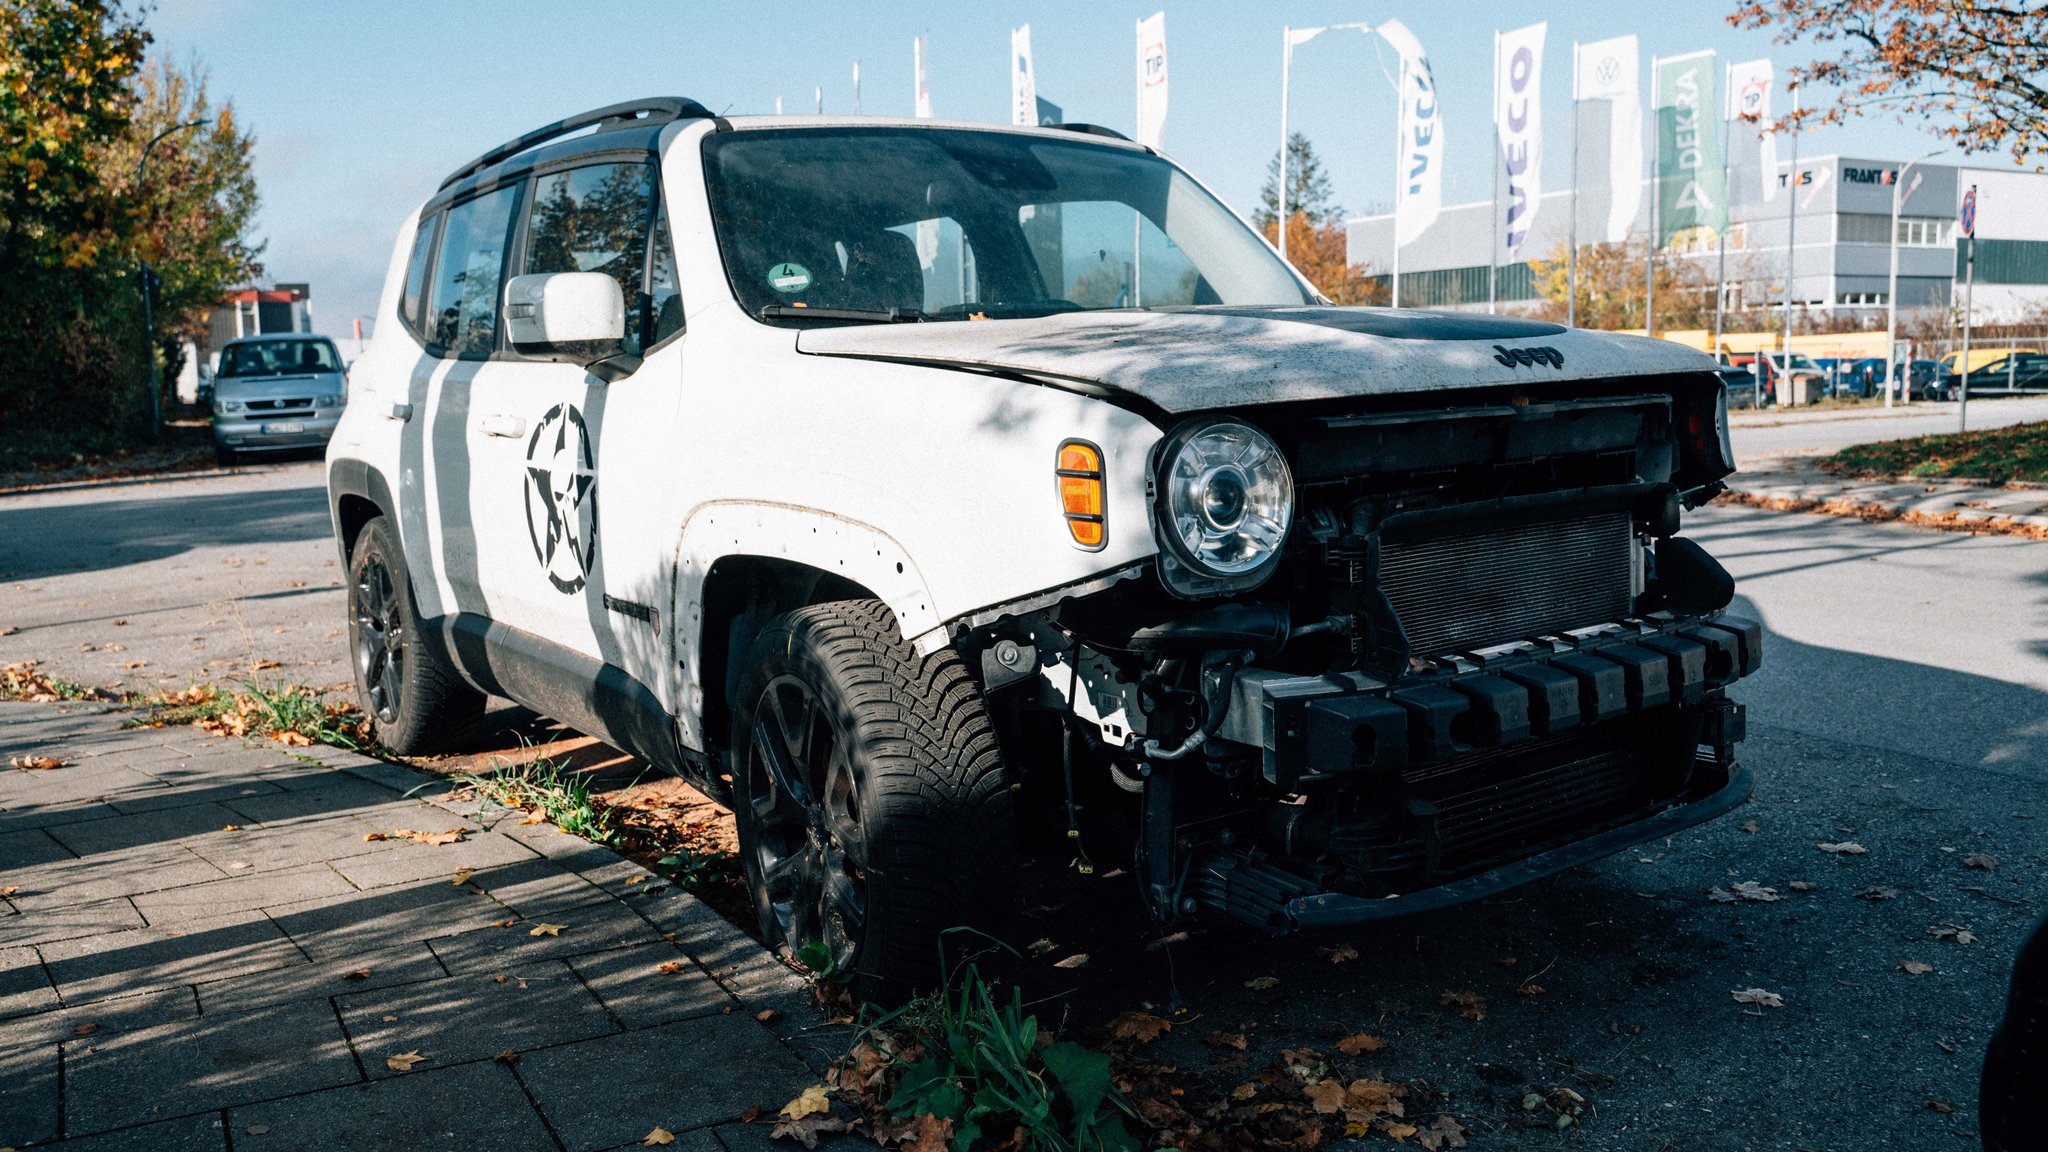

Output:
xmin=1960 ymin=187 xmax=1977 ymax=238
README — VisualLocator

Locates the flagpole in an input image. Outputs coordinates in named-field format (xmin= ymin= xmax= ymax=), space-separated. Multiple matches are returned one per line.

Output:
xmin=1712 ymin=60 xmax=1732 ymax=359
xmin=1489 ymin=29 xmax=1501 ymax=315
xmin=1645 ymin=53 xmax=1659 ymax=338
xmin=1568 ymin=42 xmax=1580 ymax=328
xmin=1279 ymin=27 xmax=1292 ymax=261
xmin=1133 ymin=18 xmax=1143 ymax=306
xmin=1782 ymin=82 xmax=1800 ymax=400
xmin=1391 ymin=52 xmax=1404 ymax=309
xmin=1959 ymin=184 xmax=1976 ymax=432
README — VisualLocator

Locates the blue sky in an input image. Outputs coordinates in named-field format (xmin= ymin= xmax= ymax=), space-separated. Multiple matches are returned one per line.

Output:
xmin=150 ymin=0 xmax=1964 ymax=337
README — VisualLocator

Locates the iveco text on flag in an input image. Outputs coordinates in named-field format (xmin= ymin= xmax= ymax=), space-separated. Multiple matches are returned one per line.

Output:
xmin=1495 ymin=22 xmax=1546 ymax=259
xmin=1573 ymin=35 xmax=1641 ymax=245
xmin=1653 ymin=51 xmax=1727 ymax=246
xmin=1136 ymin=12 xmax=1168 ymax=149
xmin=1725 ymin=57 xmax=1777 ymax=204
xmin=1012 ymin=25 xmax=1037 ymax=128
xmin=1380 ymin=19 xmax=1443 ymax=247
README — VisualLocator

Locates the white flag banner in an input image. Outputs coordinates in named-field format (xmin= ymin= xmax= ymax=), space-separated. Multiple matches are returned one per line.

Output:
xmin=1726 ymin=57 xmax=1776 ymax=203
xmin=1380 ymin=19 xmax=1443 ymax=247
xmin=1011 ymin=25 xmax=1037 ymax=127
xmin=1135 ymin=11 xmax=1168 ymax=149
xmin=1495 ymin=22 xmax=1546 ymax=259
xmin=914 ymin=34 xmax=937 ymax=269
xmin=1573 ymin=34 xmax=1642 ymax=244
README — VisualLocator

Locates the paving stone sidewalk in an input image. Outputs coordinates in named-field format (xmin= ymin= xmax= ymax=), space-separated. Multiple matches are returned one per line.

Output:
xmin=0 ymin=700 xmax=841 ymax=1151
xmin=1727 ymin=462 xmax=2048 ymax=534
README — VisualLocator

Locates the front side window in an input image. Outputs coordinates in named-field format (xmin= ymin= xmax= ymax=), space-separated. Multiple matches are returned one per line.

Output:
xmin=219 ymin=339 xmax=342 ymax=377
xmin=426 ymin=184 xmax=520 ymax=355
xmin=523 ymin=161 xmax=657 ymax=352
xmin=702 ymin=127 xmax=1310 ymax=322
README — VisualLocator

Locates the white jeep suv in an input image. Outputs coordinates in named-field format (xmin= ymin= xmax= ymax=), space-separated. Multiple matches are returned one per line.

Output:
xmin=327 ymin=98 xmax=1761 ymax=1002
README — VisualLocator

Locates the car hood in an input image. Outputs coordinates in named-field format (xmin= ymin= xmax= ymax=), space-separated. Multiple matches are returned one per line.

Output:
xmin=212 ymin=372 xmax=343 ymax=401
xmin=795 ymin=306 xmax=1718 ymax=415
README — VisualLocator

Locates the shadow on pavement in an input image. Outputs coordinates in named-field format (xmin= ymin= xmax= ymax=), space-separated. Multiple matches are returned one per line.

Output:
xmin=0 ymin=482 xmax=330 ymax=581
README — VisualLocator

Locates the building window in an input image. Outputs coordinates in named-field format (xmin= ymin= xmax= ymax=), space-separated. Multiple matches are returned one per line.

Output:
xmin=1897 ymin=218 xmax=1950 ymax=246
xmin=1837 ymin=291 xmax=1888 ymax=306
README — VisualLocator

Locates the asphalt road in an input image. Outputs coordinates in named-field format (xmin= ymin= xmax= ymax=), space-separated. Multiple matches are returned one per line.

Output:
xmin=2 ymin=459 xmax=2044 ymax=1148
xmin=1730 ymin=394 xmax=2048 ymax=468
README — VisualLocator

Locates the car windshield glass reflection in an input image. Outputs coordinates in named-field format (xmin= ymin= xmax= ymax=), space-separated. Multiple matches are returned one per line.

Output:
xmin=218 ymin=339 xmax=341 ymax=377
xmin=702 ymin=127 xmax=1311 ymax=322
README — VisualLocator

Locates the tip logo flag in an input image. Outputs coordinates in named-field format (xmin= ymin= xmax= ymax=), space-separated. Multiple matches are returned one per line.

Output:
xmin=913 ymin=34 xmax=932 ymax=119
xmin=1574 ymin=34 xmax=1640 ymax=245
xmin=1379 ymin=20 xmax=1443 ymax=247
xmin=1135 ymin=12 xmax=1167 ymax=149
xmin=1012 ymin=25 xmax=1037 ymax=128
xmin=1725 ymin=57 xmax=1777 ymax=204
xmin=1495 ymin=22 xmax=1546 ymax=259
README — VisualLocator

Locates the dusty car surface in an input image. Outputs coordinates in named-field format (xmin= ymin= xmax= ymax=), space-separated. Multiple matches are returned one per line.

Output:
xmin=211 ymin=333 xmax=348 ymax=464
xmin=326 ymin=98 xmax=1761 ymax=1001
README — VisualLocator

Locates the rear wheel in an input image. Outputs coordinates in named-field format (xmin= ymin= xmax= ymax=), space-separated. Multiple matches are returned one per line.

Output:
xmin=347 ymin=515 xmax=484 ymax=754
xmin=731 ymin=599 xmax=1014 ymax=1005
xmin=214 ymin=444 xmax=238 ymax=467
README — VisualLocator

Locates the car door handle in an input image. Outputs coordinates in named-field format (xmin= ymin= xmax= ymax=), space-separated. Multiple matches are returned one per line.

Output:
xmin=477 ymin=414 xmax=526 ymax=438
xmin=386 ymin=402 xmax=413 ymax=421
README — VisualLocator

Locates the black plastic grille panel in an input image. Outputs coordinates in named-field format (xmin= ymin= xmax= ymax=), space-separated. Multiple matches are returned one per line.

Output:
xmin=1379 ymin=512 xmax=1633 ymax=656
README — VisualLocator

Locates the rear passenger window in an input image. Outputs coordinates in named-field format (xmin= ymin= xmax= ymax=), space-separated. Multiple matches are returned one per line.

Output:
xmin=426 ymin=184 xmax=520 ymax=356
xmin=647 ymin=206 xmax=683 ymax=346
xmin=399 ymin=214 xmax=438 ymax=335
xmin=524 ymin=162 xmax=657 ymax=353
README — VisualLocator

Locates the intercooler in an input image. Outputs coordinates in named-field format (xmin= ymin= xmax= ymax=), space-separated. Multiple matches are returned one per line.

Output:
xmin=1378 ymin=511 xmax=1635 ymax=657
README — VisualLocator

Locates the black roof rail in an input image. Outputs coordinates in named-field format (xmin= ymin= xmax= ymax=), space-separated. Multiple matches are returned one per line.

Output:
xmin=1053 ymin=123 xmax=1133 ymax=143
xmin=438 ymin=97 xmax=714 ymax=190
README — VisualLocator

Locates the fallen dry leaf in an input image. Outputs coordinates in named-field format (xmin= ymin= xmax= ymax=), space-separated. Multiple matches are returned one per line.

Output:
xmin=342 ymin=968 xmax=373 ymax=982
xmin=0 ymin=885 xmax=18 ymax=897
xmin=1731 ymin=880 xmax=1780 ymax=903
xmin=1230 ymin=1082 xmax=1260 ymax=1101
xmin=1416 ymin=1114 xmax=1470 ymax=1149
xmin=644 ymin=1127 xmax=676 ymax=1146
xmin=1052 ymin=953 xmax=1090 ymax=969
xmin=1817 ymin=841 xmax=1867 ymax=855
xmin=770 ymin=1113 xmax=849 ymax=1149
xmin=1517 ymin=982 xmax=1547 ymax=997
xmin=1741 ymin=820 xmax=1759 ymax=834
xmin=625 ymin=874 xmax=647 ymax=886
xmin=10 ymin=756 xmax=67 ymax=770
xmin=518 ymin=811 xmax=546 ymax=825
xmin=1708 ymin=887 xmax=1737 ymax=904
xmin=657 ymin=961 xmax=686 ymax=975
xmin=740 ymin=1105 xmax=761 ymax=1123
xmin=1788 ymin=880 xmax=1817 ymax=892
xmin=779 ymin=1084 xmax=832 ymax=1120
xmin=529 ymin=923 xmax=566 ymax=937
xmin=1108 ymin=1011 xmax=1171 ymax=1043
xmin=251 ymin=659 xmax=282 ymax=671
xmin=1439 ymin=990 xmax=1487 ymax=1021
xmin=385 ymin=1050 xmax=427 ymax=1071
xmin=272 ymin=730 xmax=313 ymax=747
xmin=390 ymin=827 xmax=467 ymax=847
xmin=1205 ymin=1031 xmax=1249 ymax=1050
xmin=72 ymin=1022 xmax=98 ymax=1036
xmin=220 ymin=824 xmax=241 ymax=833
xmin=492 ymin=919 xmax=516 ymax=929
xmin=1244 ymin=976 xmax=1280 ymax=991
xmin=1304 ymin=1079 xmax=1348 ymax=1114
xmin=104 ymin=643 xmax=124 ymax=653
xmin=122 ymin=661 xmax=147 ymax=670
xmin=1319 ymin=943 xmax=1359 ymax=964
xmin=363 ymin=832 xmax=386 ymax=842
xmin=902 ymin=1113 xmax=950 ymax=1152
xmin=756 ymin=1009 xmax=781 ymax=1024
xmin=0 ymin=625 xmax=16 ymax=635
xmin=1962 ymin=852 xmax=1999 ymax=871
xmin=1855 ymin=886 xmax=1898 ymax=901
xmin=451 ymin=869 xmax=475 ymax=887
xmin=1337 ymin=1032 xmax=1386 ymax=1055
xmin=1731 ymin=987 xmax=1784 ymax=1008
xmin=1930 ymin=925 xmax=1978 ymax=945
xmin=1926 ymin=1098 xmax=1955 ymax=1114
xmin=1900 ymin=960 xmax=1935 ymax=975
xmin=494 ymin=1048 xmax=520 ymax=1065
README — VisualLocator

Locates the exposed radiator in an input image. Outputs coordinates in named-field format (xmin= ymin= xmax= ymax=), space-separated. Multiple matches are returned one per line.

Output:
xmin=1378 ymin=511 xmax=1634 ymax=656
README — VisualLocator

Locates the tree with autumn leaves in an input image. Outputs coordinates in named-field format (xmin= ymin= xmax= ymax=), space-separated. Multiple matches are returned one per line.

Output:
xmin=1730 ymin=1 xmax=2048 ymax=167
xmin=1256 ymin=133 xmax=1385 ymax=306
xmin=0 ymin=0 xmax=260 ymax=465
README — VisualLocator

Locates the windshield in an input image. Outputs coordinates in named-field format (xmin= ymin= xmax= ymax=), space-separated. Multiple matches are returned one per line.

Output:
xmin=218 ymin=339 xmax=341 ymax=377
xmin=702 ymin=127 xmax=1312 ymax=322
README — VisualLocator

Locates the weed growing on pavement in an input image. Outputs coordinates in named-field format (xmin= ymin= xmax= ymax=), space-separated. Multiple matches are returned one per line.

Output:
xmin=452 ymin=751 xmax=619 ymax=844
xmin=1 ymin=660 xmax=116 ymax=703
xmin=134 ymin=682 xmax=372 ymax=750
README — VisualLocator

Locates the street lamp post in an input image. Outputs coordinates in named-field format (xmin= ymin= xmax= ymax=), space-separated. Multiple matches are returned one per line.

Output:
xmin=1883 ymin=150 xmax=1940 ymax=409
xmin=136 ymin=119 xmax=205 ymax=441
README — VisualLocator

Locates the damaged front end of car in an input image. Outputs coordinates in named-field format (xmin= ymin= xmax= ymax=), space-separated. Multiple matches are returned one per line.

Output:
xmin=956 ymin=367 xmax=1762 ymax=934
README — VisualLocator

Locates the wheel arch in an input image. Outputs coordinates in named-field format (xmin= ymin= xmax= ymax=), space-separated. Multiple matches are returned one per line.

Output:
xmin=673 ymin=502 xmax=942 ymax=756
xmin=327 ymin=457 xmax=399 ymax=565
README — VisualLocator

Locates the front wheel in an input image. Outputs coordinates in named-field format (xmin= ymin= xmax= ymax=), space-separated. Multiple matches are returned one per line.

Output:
xmin=346 ymin=515 xmax=484 ymax=754
xmin=731 ymin=600 xmax=1015 ymax=1005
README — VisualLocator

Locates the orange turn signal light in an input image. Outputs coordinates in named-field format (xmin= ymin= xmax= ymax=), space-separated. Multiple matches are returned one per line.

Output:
xmin=1055 ymin=439 xmax=1106 ymax=550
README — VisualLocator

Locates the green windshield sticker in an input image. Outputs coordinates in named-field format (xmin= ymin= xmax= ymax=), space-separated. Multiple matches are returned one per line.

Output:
xmin=767 ymin=262 xmax=812 ymax=294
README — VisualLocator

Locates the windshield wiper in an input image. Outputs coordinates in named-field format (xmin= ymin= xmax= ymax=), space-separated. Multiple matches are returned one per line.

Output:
xmin=759 ymin=305 xmax=925 ymax=324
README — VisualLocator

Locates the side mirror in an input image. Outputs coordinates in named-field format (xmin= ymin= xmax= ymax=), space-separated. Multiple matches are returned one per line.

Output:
xmin=504 ymin=272 xmax=625 ymax=359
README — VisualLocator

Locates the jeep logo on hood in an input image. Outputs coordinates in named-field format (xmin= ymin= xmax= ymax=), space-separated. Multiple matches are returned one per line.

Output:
xmin=1493 ymin=344 xmax=1565 ymax=369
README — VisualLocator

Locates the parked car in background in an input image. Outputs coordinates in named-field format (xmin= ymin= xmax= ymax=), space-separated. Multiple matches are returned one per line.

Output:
xmin=1729 ymin=353 xmax=1826 ymax=404
xmin=1717 ymin=365 xmax=1764 ymax=408
xmin=209 ymin=334 xmax=348 ymax=465
xmin=1936 ymin=352 xmax=2048 ymax=400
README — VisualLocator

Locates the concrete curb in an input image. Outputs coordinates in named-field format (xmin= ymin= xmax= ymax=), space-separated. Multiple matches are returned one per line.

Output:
xmin=1725 ymin=467 xmax=2048 ymax=540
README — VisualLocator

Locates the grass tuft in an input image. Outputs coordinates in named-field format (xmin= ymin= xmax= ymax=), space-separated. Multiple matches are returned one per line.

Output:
xmin=1824 ymin=420 xmax=2048 ymax=486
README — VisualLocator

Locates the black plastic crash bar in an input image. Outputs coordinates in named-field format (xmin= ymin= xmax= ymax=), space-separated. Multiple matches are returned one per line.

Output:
xmin=439 ymin=97 xmax=714 ymax=190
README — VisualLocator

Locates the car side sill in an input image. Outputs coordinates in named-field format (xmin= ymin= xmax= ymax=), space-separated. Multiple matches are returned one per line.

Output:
xmin=426 ymin=612 xmax=688 ymax=776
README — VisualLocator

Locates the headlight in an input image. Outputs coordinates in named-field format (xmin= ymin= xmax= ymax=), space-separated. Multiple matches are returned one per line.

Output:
xmin=214 ymin=399 xmax=242 ymax=414
xmin=1153 ymin=418 xmax=1293 ymax=597
xmin=315 ymin=393 xmax=343 ymax=408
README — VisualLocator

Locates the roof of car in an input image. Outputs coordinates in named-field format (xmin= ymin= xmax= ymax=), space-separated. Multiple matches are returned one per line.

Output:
xmin=221 ymin=333 xmax=331 ymax=345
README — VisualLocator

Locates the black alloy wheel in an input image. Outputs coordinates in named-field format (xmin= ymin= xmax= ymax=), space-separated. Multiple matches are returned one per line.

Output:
xmin=350 ymin=543 xmax=405 ymax=725
xmin=344 ymin=516 xmax=484 ymax=755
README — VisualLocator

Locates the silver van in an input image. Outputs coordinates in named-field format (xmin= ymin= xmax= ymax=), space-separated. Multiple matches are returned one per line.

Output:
xmin=209 ymin=334 xmax=347 ymax=465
